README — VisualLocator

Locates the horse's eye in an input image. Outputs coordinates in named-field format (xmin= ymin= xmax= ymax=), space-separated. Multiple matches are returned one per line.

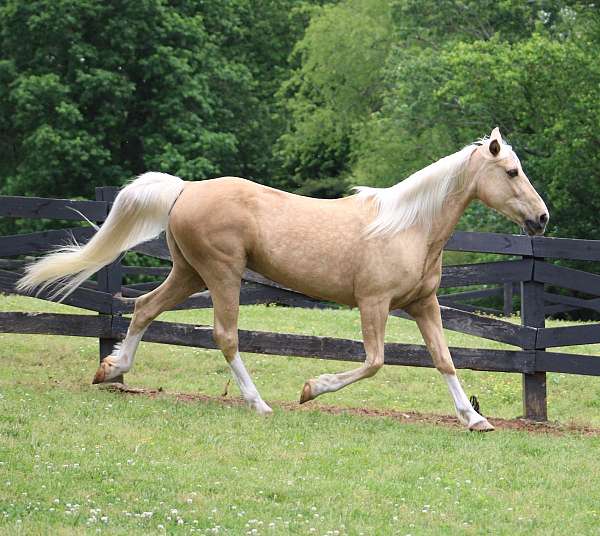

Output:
xmin=507 ymin=169 xmax=518 ymax=178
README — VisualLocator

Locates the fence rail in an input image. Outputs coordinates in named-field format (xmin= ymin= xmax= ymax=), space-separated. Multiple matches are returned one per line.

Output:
xmin=1 ymin=189 xmax=600 ymax=421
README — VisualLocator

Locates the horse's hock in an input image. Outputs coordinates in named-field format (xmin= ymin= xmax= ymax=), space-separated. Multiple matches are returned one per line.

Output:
xmin=1 ymin=187 xmax=600 ymax=421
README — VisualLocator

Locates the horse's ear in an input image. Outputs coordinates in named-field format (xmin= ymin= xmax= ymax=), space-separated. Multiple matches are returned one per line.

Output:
xmin=489 ymin=127 xmax=502 ymax=157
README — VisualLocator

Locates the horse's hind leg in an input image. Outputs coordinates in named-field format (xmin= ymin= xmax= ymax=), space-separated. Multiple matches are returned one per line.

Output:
xmin=92 ymin=238 xmax=205 ymax=383
xmin=207 ymin=269 xmax=272 ymax=415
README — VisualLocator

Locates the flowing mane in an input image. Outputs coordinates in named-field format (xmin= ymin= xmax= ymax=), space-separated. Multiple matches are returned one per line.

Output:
xmin=354 ymin=140 xmax=511 ymax=237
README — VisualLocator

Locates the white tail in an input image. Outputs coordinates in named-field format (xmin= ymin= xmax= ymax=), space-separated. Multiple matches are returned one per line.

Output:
xmin=17 ymin=172 xmax=185 ymax=300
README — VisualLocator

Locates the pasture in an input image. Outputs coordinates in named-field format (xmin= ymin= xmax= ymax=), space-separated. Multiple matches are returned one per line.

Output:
xmin=1 ymin=294 xmax=600 ymax=535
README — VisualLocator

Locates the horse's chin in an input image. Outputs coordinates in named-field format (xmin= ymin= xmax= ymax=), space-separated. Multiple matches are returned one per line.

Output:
xmin=522 ymin=222 xmax=546 ymax=237
xmin=522 ymin=228 xmax=545 ymax=237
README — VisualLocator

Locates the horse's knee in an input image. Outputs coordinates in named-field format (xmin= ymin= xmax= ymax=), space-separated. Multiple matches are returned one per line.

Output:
xmin=427 ymin=343 xmax=456 ymax=375
xmin=434 ymin=361 xmax=455 ymax=376
xmin=213 ymin=325 xmax=238 ymax=359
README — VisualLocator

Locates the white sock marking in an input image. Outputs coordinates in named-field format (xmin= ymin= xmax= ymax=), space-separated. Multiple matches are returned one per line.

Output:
xmin=105 ymin=329 xmax=145 ymax=379
xmin=229 ymin=353 xmax=271 ymax=414
xmin=443 ymin=374 xmax=485 ymax=427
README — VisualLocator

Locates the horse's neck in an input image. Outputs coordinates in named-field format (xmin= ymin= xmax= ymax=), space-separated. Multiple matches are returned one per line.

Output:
xmin=423 ymin=148 xmax=481 ymax=258
xmin=424 ymin=182 xmax=475 ymax=259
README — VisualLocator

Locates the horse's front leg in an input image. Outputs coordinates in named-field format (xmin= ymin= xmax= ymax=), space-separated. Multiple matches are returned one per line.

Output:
xmin=300 ymin=297 xmax=389 ymax=403
xmin=407 ymin=295 xmax=494 ymax=431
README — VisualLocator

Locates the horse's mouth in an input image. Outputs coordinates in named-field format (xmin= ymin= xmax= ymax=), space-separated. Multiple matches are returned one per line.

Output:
xmin=523 ymin=220 xmax=546 ymax=237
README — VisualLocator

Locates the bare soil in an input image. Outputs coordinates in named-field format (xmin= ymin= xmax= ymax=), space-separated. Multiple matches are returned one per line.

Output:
xmin=98 ymin=382 xmax=600 ymax=436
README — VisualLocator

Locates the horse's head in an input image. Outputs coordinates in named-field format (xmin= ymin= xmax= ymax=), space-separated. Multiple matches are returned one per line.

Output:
xmin=472 ymin=128 xmax=548 ymax=236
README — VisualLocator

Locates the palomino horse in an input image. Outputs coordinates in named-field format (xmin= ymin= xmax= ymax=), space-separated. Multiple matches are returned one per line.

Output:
xmin=18 ymin=128 xmax=548 ymax=431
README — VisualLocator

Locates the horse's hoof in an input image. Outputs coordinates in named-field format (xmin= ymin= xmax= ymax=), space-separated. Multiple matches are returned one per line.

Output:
xmin=92 ymin=362 xmax=109 ymax=384
xmin=469 ymin=419 xmax=495 ymax=432
xmin=255 ymin=403 xmax=273 ymax=416
xmin=92 ymin=359 xmax=119 ymax=384
xmin=299 ymin=382 xmax=314 ymax=404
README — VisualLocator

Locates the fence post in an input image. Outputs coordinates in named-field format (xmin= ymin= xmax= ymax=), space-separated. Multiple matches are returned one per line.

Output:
xmin=95 ymin=187 xmax=124 ymax=384
xmin=503 ymin=282 xmax=514 ymax=317
xmin=521 ymin=257 xmax=547 ymax=420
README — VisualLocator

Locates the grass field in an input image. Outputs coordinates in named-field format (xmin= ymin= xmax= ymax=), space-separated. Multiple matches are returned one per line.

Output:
xmin=1 ymin=294 xmax=600 ymax=534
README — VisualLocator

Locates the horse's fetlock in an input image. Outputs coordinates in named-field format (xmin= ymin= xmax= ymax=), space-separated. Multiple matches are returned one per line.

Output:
xmin=364 ymin=361 xmax=383 ymax=377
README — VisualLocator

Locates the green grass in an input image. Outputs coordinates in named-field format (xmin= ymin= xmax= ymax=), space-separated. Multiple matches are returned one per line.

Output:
xmin=1 ymin=294 xmax=600 ymax=534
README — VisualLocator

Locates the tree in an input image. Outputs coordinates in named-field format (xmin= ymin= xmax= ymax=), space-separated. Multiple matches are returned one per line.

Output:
xmin=277 ymin=0 xmax=600 ymax=239
xmin=0 ymin=0 xmax=329 ymax=202
xmin=275 ymin=0 xmax=393 ymax=196
xmin=0 ymin=1 xmax=243 ymax=198
xmin=356 ymin=20 xmax=600 ymax=237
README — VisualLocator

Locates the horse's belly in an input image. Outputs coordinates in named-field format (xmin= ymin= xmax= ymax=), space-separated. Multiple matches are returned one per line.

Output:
xmin=248 ymin=247 xmax=358 ymax=306
xmin=247 ymin=195 xmax=365 ymax=305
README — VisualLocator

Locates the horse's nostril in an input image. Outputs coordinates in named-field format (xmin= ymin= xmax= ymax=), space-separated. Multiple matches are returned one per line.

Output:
xmin=539 ymin=213 xmax=548 ymax=225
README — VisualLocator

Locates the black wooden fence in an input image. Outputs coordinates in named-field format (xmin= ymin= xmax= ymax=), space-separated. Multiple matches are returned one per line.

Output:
xmin=1 ymin=187 xmax=600 ymax=421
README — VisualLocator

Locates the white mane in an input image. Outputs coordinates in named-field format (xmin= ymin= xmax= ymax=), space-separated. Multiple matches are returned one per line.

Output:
xmin=354 ymin=139 xmax=513 ymax=237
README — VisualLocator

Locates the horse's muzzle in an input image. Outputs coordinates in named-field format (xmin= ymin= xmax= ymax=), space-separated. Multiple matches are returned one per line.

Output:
xmin=524 ymin=213 xmax=548 ymax=236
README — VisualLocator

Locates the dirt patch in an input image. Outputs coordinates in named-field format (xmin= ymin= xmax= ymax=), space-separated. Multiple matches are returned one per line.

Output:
xmin=98 ymin=383 xmax=600 ymax=436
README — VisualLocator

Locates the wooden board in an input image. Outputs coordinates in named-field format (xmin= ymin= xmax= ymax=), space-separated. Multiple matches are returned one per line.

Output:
xmin=391 ymin=305 xmax=536 ymax=348
xmin=0 ymin=227 xmax=95 ymax=257
xmin=543 ymin=292 xmax=600 ymax=314
xmin=534 ymin=261 xmax=600 ymax=295
xmin=0 ymin=312 xmax=111 ymax=337
xmin=544 ymin=303 xmax=579 ymax=316
xmin=111 ymin=317 xmax=536 ymax=373
xmin=521 ymin=278 xmax=547 ymax=420
xmin=125 ymin=281 xmax=162 ymax=292
xmin=441 ymin=259 xmax=533 ymax=287
xmin=0 ymin=259 xmax=26 ymax=270
xmin=130 ymin=236 xmax=171 ymax=260
xmin=438 ymin=287 xmax=503 ymax=302
xmin=537 ymin=323 xmax=600 ymax=348
xmin=112 ymin=284 xmax=331 ymax=314
xmin=121 ymin=266 xmax=171 ymax=276
xmin=0 ymin=195 xmax=107 ymax=221
xmin=533 ymin=236 xmax=600 ymax=261
xmin=536 ymin=350 xmax=600 ymax=376
xmin=445 ymin=231 xmax=532 ymax=255
xmin=435 ymin=301 xmax=502 ymax=316
xmin=0 ymin=268 xmax=113 ymax=313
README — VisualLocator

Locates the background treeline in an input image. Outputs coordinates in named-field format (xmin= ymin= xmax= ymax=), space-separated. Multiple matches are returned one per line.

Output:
xmin=1 ymin=0 xmax=599 ymax=240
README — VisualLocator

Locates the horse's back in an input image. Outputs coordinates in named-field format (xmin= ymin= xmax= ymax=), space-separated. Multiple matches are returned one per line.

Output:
xmin=169 ymin=177 xmax=367 ymax=303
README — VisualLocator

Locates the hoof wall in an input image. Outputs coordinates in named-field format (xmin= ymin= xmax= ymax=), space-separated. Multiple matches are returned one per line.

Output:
xmin=92 ymin=359 xmax=122 ymax=385
xmin=92 ymin=363 xmax=109 ymax=384
xmin=256 ymin=405 xmax=273 ymax=416
xmin=469 ymin=419 xmax=495 ymax=432
xmin=299 ymin=382 xmax=313 ymax=404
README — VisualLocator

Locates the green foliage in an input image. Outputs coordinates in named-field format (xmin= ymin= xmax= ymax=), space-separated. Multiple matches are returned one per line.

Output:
xmin=2 ymin=0 xmax=599 ymax=241
xmin=0 ymin=1 xmax=223 ymax=197
xmin=275 ymin=0 xmax=393 ymax=195
xmin=278 ymin=0 xmax=600 ymax=237
xmin=390 ymin=0 xmax=565 ymax=44
xmin=0 ymin=0 xmax=323 ymax=201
